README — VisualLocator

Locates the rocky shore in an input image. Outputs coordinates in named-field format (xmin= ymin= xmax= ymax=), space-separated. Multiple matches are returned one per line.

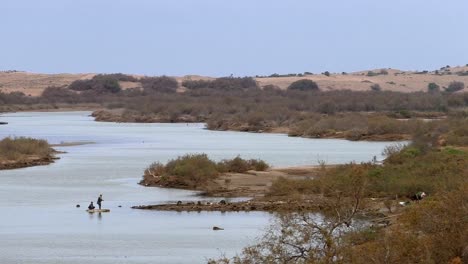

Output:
xmin=132 ymin=199 xmax=323 ymax=212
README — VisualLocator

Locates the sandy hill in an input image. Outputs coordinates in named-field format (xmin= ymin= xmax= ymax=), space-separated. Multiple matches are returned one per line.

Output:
xmin=1 ymin=66 xmax=468 ymax=96
xmin=0 ymin=71 xmax=95 ymax=96
xmin=256 ymin=66 xmax=468 ymax=92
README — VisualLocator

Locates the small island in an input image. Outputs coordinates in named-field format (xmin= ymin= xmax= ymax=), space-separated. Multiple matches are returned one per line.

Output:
xmin=0 ymin=137 xmax=58 ymax=170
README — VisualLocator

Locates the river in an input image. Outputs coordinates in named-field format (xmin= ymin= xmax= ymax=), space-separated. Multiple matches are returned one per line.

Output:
xmin=0 ymin=111 xmax=400 ymax=264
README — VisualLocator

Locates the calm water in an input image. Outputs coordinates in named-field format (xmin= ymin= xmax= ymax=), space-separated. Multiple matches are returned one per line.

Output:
xmin=0 ymin=112 xmax=399 ymax=264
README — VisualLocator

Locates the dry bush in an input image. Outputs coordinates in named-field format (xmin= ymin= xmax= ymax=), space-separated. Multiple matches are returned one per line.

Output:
xmin=0 ymin=137 xmax=52 ymax=161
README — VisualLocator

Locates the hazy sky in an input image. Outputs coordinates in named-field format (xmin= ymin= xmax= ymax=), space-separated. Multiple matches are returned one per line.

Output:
xmin=1 ymin=0 xmax=468 ymax=76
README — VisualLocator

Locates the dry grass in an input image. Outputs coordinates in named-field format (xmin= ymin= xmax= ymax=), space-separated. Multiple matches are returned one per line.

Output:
xmin=0 ymin=137 xmax=52 ymax=161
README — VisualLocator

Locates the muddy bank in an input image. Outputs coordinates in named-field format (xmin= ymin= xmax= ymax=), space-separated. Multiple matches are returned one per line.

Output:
xmin=0 ymin=155 xmax=59 ymax=170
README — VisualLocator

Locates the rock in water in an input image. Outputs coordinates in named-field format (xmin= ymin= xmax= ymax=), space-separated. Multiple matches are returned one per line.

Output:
xmin=76 ymin=204 xmax=80 ymax=208
xmin=213 ymin=226 xmax=224 ymax=231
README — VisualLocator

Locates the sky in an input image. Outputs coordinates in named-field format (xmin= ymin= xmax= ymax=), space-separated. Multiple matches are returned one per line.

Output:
xmin=1 ymin=0 xmax=468 ymax=76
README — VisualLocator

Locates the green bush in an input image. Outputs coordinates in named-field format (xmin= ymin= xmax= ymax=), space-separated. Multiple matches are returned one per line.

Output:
xmin=68 ymin=74 xmax=122 ymax=93
xmin=183 ymin=77 xmax=258 ymax=91
xmin=427 ymin=82 xmax=440 ymax=93
xmin=217 ymin=156 xmax=269 ymax=173
xmin=445 ymin=81 xmax=464 ymax=93
xmin=268 ymin=145 xmax=467 ymax=199
xmin=143 ymin=154 xmax=269 ymax=188
xmin=287 ymin=79 xmax=319 ymax=91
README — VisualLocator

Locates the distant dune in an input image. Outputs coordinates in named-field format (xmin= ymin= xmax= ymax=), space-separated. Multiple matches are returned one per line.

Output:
xmin=1 ymin=65 xmax=468 ymax=96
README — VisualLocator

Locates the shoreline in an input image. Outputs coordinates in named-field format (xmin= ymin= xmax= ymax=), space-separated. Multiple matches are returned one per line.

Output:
xmin=133 ymin=166 xmax=332 ymax=212
xmin=2 ymin=107 xmax=412 ymax=142
xmin=90 ymin=109 xmax=411 ymax=142
xmin=0 ymin=154 xmax=59 ymax=170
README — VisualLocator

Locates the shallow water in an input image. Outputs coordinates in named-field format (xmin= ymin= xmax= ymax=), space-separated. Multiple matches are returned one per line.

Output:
xmin=0 ymin=112 xmax=400 ymax=263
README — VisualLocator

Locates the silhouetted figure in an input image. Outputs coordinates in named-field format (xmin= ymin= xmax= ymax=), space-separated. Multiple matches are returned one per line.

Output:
xmin=88 ymin=201 xmax=95 ymax=210
xmin=97 ymin=194 xmax=103 ymax=209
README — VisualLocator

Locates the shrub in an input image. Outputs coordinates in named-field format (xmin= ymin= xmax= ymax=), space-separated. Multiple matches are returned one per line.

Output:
xmin=143 ymin=154 xmax=218 ymax=188
xmin=287 ymin=79 xmax=319 ymax=91
xmin=68 ymin=80 xmax=93 ymax=91
xmin=217 ymin=156 xmax=269 ymax=173
xmin=183 ymin=77 xmax=257 ymax=91
xmin=0 ymin=137 xmax=52 ymax=161
xmin=428 ymin=82 xmax=440 ymax=93
xmin=370 ymin=84 xmax=382 ymax=91
xmin=367 ymin=71 xmax=378 ymax=77
xmin=41 ymin=87 xmax=78 ymax=103
xmin=262 ymin=84 xmax=280 ymax=91
xmin=445 ymin=81 xmax=465 ymax=93
xmin=140 ymin=76 xmax=178 ymax=93
xmin=182 ymin=79 xmax=212 ymax=90
xmin=92 ymin=74 xmax=121 ymax=93
xmin=322 ymin=71 xmax=330 ymax=77
xmin=142 ymin=154 xmax=269 ymax=188
xmin=68 ymin=74 xmax=122 ymax=93
xmin=248 ymin=159 xmax=269 ymax=171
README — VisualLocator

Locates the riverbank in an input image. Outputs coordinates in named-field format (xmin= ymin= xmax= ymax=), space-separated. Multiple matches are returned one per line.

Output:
xmin=0 ymin=137 xmax=60 ymax=170
xmin=139 ymin=165 xmax=321 ymax=197
xmin=133 ymin=165 xmax=329 ymax=212
xmin=0 ymin=154 xmax=59 ymax=170
xmin=0 ymin=103 xmax=101 ymax=114
xmin=91 ymin=109 xmax=415 ymax=141
xmin=133 ymin=164 xmax=398 ymax=219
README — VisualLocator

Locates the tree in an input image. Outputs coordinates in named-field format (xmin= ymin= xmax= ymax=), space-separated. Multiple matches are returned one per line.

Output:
xmin=92 ymin=74 xmax=121 ymax=93
xmin=445 ymin=81 xmax=465 ymax=93
xmin=288 ymin=79 xmax=319 ymax=91
xmin=211 ymin=165 xmax=368 ymax=264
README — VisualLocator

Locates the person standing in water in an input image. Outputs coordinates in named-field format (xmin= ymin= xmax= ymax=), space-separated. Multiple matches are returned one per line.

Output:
xmin=97 ymin=194 xmax=103 ymax=209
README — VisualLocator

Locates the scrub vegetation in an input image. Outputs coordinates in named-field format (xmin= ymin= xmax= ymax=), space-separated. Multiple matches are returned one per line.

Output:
xmin=140 ymin=154 xmax=269 ymax=189
xmin=210 ymin=129 xmax=468 ymax=263
xmin=0 ymin=137 xmax=55 ymax=169
xmin=1 ymin=73 xmax=468 ymax=142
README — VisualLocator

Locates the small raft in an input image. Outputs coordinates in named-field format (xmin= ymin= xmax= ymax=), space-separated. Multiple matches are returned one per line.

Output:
xmin=87 ymin=209 xmax=110 ymax=213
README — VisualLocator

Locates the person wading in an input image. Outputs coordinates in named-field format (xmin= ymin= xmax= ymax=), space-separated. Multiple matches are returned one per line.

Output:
xmin=97 ymin=194 xmax=104 ymax=209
